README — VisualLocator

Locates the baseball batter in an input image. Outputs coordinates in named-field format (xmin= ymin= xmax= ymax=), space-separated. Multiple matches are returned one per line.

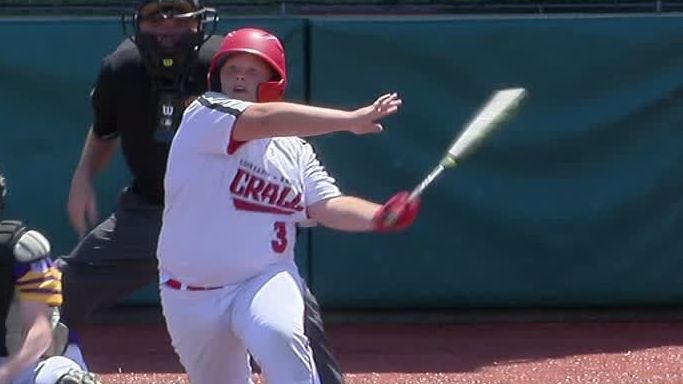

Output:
xmin=157 ymin=28 xmax=420 ymax=384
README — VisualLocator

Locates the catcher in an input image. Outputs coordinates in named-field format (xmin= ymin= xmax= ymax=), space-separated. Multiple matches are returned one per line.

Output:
xmin=0 ymin=173 xmax=100 ymax=384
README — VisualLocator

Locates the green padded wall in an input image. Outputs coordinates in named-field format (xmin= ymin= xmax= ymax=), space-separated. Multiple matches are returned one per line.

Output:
xmin=307 ymin=15 xmax=683 ymax=309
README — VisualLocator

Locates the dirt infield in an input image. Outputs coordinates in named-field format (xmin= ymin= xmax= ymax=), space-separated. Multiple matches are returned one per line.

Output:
xmin=81 ymin=317 xmax=683 ymax=384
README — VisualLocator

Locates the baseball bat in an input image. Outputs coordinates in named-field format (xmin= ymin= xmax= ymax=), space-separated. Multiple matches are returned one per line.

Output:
xmin=384 ymin=87 xmax=527 ymax=225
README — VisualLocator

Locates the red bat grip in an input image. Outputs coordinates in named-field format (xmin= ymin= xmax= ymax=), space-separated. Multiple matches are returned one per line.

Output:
xmin=373 ymin=191 xmax=421 ymax=232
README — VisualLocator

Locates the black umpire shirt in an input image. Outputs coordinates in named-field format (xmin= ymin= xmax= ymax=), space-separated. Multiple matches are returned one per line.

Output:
xmin=90 ymin=36 xmax=222 ymax=205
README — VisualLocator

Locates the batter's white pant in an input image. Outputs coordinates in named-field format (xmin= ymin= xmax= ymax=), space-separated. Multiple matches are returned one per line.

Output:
xmin=161 ymin=262 xmax=321 ymax=384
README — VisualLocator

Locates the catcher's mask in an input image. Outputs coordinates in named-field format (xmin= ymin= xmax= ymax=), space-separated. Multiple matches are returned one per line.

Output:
xmin=122 ymin=0 xmax=218 ymax=84
xmin=207 ymin=28 xmax=287 ymax=102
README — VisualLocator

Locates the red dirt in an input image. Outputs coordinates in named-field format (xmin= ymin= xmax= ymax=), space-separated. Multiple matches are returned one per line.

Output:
xmin=82 ymin=321 xmax=683 ymax=383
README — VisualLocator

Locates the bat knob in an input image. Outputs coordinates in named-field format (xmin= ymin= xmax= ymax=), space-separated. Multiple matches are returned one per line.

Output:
xmin=383 ymin=211 xmax=399 ymax=227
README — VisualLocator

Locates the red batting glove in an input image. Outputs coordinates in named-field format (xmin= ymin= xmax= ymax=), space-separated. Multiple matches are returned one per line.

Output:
xmin=372 ymin=191 xmax=421 ymax=232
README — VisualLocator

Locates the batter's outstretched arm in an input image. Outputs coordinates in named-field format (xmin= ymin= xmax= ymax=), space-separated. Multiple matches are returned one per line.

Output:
xmin=308 ymin=196 xmax=381 ymax=232
xmin=309 ymin=190 xmax=421 ymax=233
xmin=233 ymin=93 xmax=401 ymax=141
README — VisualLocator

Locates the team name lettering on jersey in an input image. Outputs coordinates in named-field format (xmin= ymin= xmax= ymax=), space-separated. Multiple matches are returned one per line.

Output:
xmin=230 ymin=167 xmax=304 ymax=215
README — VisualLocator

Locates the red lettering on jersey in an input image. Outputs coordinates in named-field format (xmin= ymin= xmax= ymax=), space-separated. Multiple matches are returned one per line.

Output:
xmin=261 ymin=183 xmax=280 ymax=205
xmin=230 ymin=168 xmax=304 ymax=215
xmin=245 ymin=176 xmax=266 ymax=201
xmin=283 ymin=193 xmax=304 ymax=212
xmin=230 ymin=168 xmax=249 ymax=196
xmin=276 ymin=187 xmax=291 ymax=206
xmin=233 ymin=199 xmax=297 ymax=215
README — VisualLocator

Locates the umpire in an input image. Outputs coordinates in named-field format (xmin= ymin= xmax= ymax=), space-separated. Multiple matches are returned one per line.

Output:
xmin=56 ymin=1 xmax=344 ymax=383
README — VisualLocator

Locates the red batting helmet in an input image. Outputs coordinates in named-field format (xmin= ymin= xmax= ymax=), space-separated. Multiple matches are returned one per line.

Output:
xmin=207 ymin=28 xmax=287 ymax=102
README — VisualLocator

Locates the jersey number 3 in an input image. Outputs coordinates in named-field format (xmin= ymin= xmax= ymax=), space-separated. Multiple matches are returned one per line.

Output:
xmin=272 ymin=221 xmax=288 ymax=253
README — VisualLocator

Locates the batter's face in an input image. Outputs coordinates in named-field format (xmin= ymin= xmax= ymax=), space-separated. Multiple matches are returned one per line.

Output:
xmin=219 ymin=53 xmax=274 ymax=102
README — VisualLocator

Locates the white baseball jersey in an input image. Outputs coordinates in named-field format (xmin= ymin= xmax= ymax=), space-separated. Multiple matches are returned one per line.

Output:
xmin=158 ymin=92 xmax=341 ymax=287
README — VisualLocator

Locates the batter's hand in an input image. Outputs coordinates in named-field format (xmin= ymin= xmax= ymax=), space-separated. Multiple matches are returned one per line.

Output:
xmin=349 ymin=92 xmax=402 ymax=135
xmin=372 ymin=191 xmax=420 ymax=232
xmin=67 ymin=171 xmax=98 ymax=239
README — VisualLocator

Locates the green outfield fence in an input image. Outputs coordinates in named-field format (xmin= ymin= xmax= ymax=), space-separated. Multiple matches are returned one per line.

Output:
xmin=2 ymin=0 xmax=683 ymax=15
xmin=3 ymin=11 xmax=683 ymax=310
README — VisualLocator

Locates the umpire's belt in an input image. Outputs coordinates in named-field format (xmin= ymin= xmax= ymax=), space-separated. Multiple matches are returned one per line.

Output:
xmin=164 ymin=279 xmax=223 ymax=291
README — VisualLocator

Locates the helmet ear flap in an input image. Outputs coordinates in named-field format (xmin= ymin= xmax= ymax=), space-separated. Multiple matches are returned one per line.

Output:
xmin=257 ymin=79 xmax=286 ymax=102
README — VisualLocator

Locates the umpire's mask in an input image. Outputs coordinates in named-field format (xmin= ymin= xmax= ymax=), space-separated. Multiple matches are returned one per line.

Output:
xmin=122 ymin=0 xmax=218 ymax=85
